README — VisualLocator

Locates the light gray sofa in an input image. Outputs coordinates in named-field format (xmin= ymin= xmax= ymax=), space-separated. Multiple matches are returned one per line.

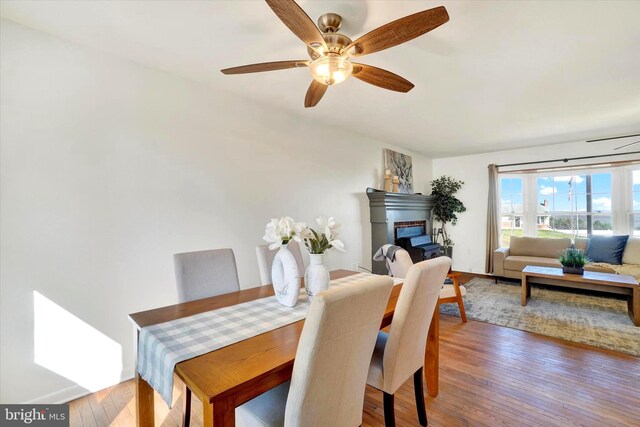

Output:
xmin=494 ymin=235 xmax=640 ymax=281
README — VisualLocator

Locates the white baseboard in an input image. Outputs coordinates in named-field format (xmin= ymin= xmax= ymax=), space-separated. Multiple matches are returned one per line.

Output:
xmin=23 ymin=368 xmax=136 ymax=404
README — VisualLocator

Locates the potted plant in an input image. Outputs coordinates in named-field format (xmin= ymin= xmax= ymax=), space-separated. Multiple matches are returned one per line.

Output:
xmin=558 ymin=248 xmax=589 ymax=275
xmin=430 ymin=176 xmax=466 ymax=258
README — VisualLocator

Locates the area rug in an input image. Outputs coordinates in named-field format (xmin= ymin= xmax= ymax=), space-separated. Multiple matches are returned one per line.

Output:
xmin=439 ymin=278 xmax=640 ymax=357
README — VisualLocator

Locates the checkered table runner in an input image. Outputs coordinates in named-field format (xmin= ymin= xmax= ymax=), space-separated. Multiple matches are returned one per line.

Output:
xmin=137 ymin=272 xmax=397 ymax=406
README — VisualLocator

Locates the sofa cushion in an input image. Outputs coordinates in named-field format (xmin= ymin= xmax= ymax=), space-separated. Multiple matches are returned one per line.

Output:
xmin=622 ymin=237 xmax=640 ymax=265
xmin=504 ymin=256 xmax=562 ymax=272
xmin=509 ymin=236 xmax=571 ymax=258
xmin=585 ymin=235 xmax=629 ymax=265
xmin=584 ymin=263 xmax=616 ymax=274
xmin=574 ymin=238 xmax=588 ymax=251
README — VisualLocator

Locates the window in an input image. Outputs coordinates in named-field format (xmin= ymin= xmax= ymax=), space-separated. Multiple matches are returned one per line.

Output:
xmin=500 ymin=177 xmax=523 ymax=246
xmin=536 ymin=173 xmax=612 ymax=239
xmin=633 ymin=170 xmax=640 ymax=237
xmin=498 ymin=166 xmax=633 ymax=246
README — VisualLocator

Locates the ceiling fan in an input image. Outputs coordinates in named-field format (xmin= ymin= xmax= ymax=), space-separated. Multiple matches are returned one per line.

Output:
xmin=586 ymin=133 xmax=640 ymax=151
xmin=221 ymin=0 xmax=449 ymax=108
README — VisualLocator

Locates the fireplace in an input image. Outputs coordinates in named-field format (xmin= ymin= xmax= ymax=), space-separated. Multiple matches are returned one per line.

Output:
xmin=394 ymin=221 xmax=427 ymax=242
xmin=366 ymin=188 xmax=435 ymax=274
xmin=395 ymin=225 xmax=442 ymax=263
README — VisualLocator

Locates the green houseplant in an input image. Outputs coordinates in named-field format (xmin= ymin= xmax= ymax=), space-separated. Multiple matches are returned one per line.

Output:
xmin=430 ymin=176 xmax=466 ymax=258
xmin=558 ymin=248 xmax=589 ymax=275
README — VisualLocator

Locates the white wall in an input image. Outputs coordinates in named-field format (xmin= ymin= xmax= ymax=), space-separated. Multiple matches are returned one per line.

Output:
xmin=0 ymin=20 xmax=432 ymax=404
xmin=432 ymin=141 xmax=639 ymax=274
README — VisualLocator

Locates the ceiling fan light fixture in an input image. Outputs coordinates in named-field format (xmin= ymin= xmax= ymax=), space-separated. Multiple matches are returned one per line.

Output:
xmin=309 ymin=54 xmax=352 ymax=85
xmin=221 ymin=2 xmax=449 ymax=107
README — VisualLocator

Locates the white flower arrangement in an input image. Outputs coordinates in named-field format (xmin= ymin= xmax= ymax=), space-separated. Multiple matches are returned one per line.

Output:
xmin=263 ymin=216 xmax=345 ymax=254
xmin=302 ymin=216 xmax=345 ymax=254
xmin=263 ymin=216 xmax=307 ymax=250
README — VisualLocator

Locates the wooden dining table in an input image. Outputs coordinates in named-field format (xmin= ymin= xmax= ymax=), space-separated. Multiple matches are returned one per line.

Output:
xmin=128 ymin=270 xmax=440 ymax=427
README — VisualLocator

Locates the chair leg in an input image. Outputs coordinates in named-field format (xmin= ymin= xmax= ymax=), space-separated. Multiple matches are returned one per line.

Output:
xmin=414 ymin=368 xmax=428 ymax=426
xmin=449 ymin=274 xmax=467 ymax=324
xmin=458 ymin=297 xmax=468 ymax=323
xmin=383 ymin=392 xmax=396 ymax=427
xmin=182 ymin=386 xmax=192 ymax=427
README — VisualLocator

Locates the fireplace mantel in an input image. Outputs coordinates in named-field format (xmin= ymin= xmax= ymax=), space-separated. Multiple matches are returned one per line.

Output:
xmin=366 ymin=188 xmax=435 ymax=274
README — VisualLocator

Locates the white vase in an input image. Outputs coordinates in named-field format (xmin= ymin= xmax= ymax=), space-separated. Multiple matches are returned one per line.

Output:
xmin=304 ymin=254 xmax=330 ymax=301
xmin=271 ymin=243 xmax=300 ymax=307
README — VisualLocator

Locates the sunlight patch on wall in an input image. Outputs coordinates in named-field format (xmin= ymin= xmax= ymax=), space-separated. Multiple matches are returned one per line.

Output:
xmin=33 ymin=291 xmax=122 ymax=392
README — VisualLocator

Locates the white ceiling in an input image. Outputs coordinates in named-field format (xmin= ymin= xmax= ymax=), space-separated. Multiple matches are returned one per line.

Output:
xmin=2 ymin=0 xmax=639 ymax=158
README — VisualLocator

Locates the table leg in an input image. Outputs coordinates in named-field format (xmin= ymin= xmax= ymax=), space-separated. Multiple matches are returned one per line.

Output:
xmin=203 ymin=400 xmax=213 ymax=427
xmin=425 ymin=305 xmax=439 ymax=397
xmin=135 ymin=328 xmax=154 ymax=427
xmin=135 ymin=373 xmax=154 ymax=427
xmin=521 ymin=273 xmax=530 ymax=306
xmin=629 ymin=286 xmax=640 ymax=327
xmin=182 ymin=386 xmax=191 ymax=427
xmin=203 ymin=397 xmax=235 ymax=427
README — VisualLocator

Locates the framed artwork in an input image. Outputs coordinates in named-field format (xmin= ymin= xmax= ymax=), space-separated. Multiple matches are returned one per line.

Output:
xmin=384 ymin=149 xmax=413 ymax=193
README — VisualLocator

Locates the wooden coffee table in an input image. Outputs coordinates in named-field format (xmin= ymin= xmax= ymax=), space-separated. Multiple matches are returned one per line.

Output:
xmin=521 ymin=265 xmax=640 ymax=326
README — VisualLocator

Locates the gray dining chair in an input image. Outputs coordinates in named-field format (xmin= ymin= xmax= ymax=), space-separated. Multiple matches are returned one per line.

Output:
xmin=173 ymin=247 xmax=241 ymax=427
xmin=256 ymin=242 xmax=305 ymax=286
xmin=367 ymin=256 xmax=451 ymax=427
xmin=174 ymin=248 xmax=240 ymax=303
xmin=235 ymin=274 xmax=394 ymax=427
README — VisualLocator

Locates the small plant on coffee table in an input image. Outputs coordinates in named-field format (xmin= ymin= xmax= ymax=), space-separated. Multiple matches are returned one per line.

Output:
xmin=558 ymin=248 xmax=589 ymax=275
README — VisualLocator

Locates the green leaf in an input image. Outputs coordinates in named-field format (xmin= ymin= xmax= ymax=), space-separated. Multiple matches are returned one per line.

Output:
xmin=430 ymin=175 xmax=466 ymax=244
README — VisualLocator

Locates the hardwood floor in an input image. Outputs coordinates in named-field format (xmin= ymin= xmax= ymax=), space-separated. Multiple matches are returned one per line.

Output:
xmin=70 ymin=275 xmax=640 ymax=426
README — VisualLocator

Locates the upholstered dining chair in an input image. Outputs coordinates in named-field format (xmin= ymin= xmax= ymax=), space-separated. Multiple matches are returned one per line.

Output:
xmin=235 ymin=274 xmax=394 ymax=427
xmin=174 ymin=248 xmax=240 ymax=303
xmin=173 ymin=248 xmax=241 ymax=427
xmin=386 ymin=248 xmax=467 ymax=322
xmin=439 ymin=271 xmax=467 ymax=322
xmin=373 ymin=244 xmax=413 ymax=278
xmin=387 ymin=249 xmax=414 ymax=278
xmin=367 ymin=256 xmax=451 ymax=427
xmin=256 ymin=242 xmax=305 ymax=286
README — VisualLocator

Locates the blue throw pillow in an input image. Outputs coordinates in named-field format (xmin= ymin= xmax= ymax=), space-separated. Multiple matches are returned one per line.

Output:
xmin=585 ymin=235 xmax=629 ymax=265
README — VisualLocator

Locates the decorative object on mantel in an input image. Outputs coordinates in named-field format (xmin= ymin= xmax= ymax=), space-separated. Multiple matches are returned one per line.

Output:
xmin=302 ymin=216 xmax=345 ymax=301
xmin=558 ymin=248 xmax=589 ymax=275
xmin=384 ymin=149 xmax=413 ymax=193
xmin=384 ymin=169 xmax=393 ymax=192
xmin=263 ymin=217 xmax=307 ymax=307
xmin=430 ymin=176 xmax=466 ymax=259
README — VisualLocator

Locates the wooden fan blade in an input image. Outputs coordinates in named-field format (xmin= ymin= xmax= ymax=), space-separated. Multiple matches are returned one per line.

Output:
xmin=586 ymin=133 xmax=640 ymax=143
xmin=304 ymin=80 xmax=327 ymax=108
xmin=344 ymin=6 xmax=449 ymax=57
xmin=352 ymin=63 xmax=415 ymax=92
xmin=265 ymin=0 xmax=326 ymax=49
xmin=221 ymin=60 xmax=309 ymax=74
xmin=614 ymin=140 xmax=640 ymax=151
